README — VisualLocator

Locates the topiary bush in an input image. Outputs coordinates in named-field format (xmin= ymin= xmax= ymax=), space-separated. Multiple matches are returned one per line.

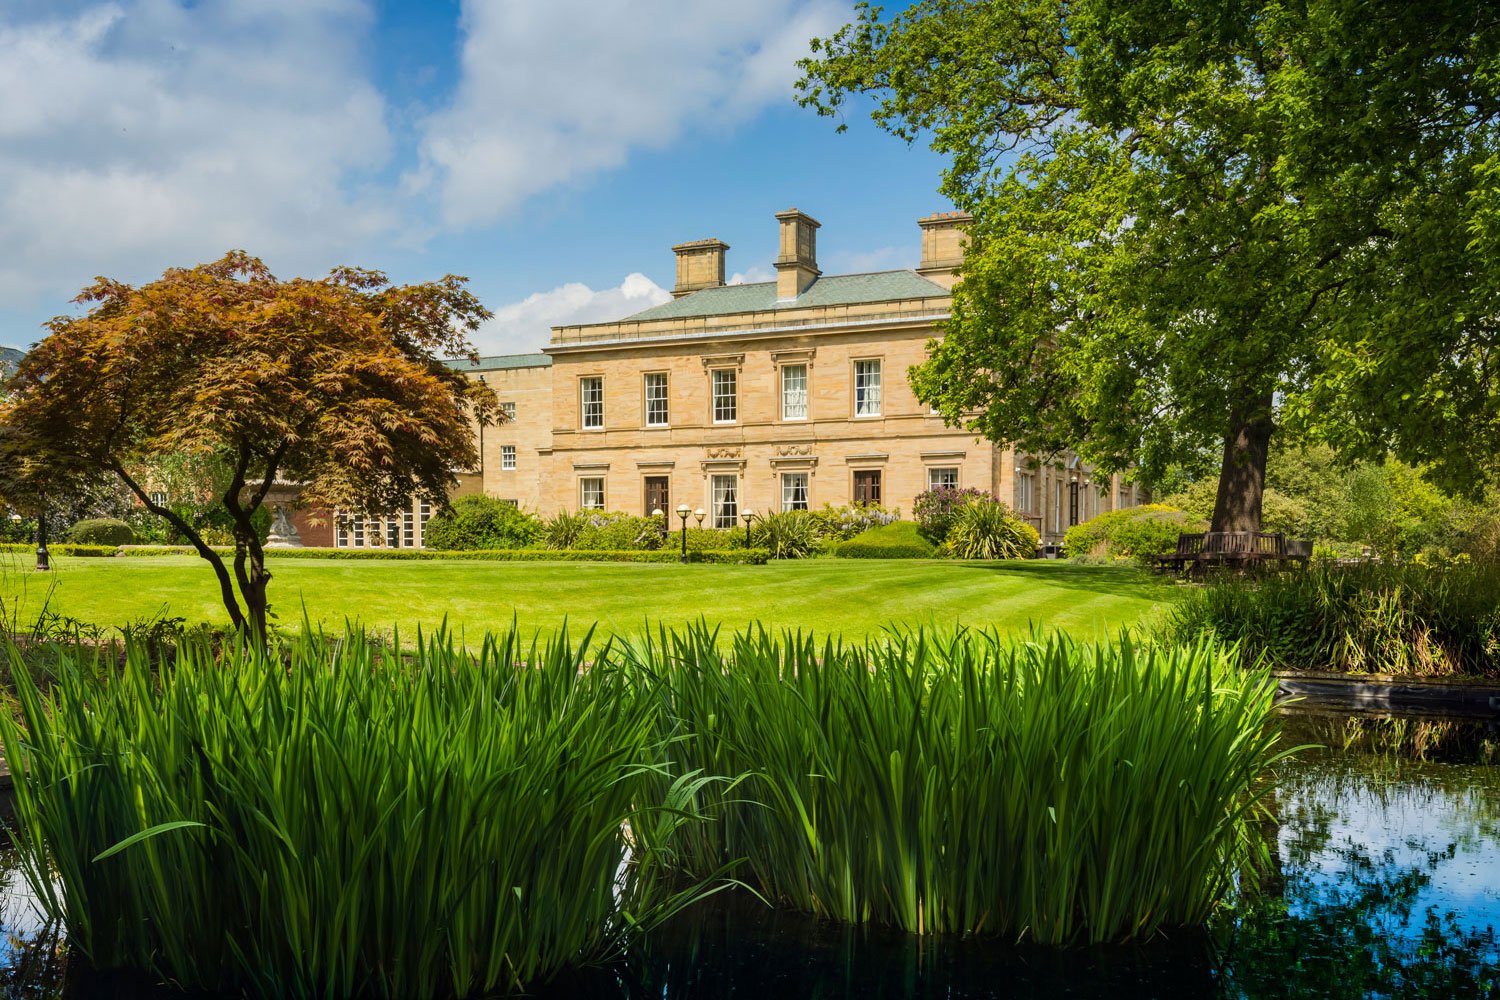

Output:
xmin=945 ymin=500 xmax=1038 ymax=559
xmin=752 ymin=511 xmax=821 ymax=559
xmin=1064 ymin=505 xmax=1205 ymax=564
xmin=913 ymin=487 xmax=995 ymax=544
xmin=422 ymin=495 xmax=541 ymax=551
xmin=835 ymin=521 xmax=937 ymax=559
xmin=63 ymin=517 xmax=135 ymax=546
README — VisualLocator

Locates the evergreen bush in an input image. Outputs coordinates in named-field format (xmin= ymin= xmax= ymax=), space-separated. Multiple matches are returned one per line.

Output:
xmin=63 ymin=517 xmax=135 ymax=546
xmin=835 ymin=521 xmax=937 ymax=558
xmin=1064 ymin=505 xmax=1204 ymax=563
xmin=421 ymin=496 xmax=541 ymax=551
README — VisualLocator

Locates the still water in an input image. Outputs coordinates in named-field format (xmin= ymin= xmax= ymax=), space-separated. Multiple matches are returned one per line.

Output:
xmin=3 ymin=710 xmax=1498 ymax=998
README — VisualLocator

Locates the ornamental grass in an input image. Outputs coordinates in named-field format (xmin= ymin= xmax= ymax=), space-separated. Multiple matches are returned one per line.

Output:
xmin=633 ymin=624 xmax=1288 ymax=944
xmin=0 ymin=625 xmax=712 ymax=1000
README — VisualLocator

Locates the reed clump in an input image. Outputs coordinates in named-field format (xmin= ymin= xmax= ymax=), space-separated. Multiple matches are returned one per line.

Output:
xmin=2 ymin=621 xmax=1291 ymax=996
xmin=635 ymin=625 xmax=1287 ymax=944
xmin=1164 ymin=562 xmax=1500 ymax=677
xmin=0 ymin=626 xmax=708 ymax=999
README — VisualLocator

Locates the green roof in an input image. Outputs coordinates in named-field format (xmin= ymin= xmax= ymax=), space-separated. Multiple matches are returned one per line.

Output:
xmin=622 ymin=270 xmax=949 ymax=322
xmin=443 ymin=353 xmax=552 ymax=372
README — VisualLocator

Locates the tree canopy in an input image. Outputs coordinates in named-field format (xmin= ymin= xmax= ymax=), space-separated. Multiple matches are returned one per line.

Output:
xmin=800 ymin=0 xmax=1500 ymax=530
xmin=0 ymin=252 xmax=498 ymax=636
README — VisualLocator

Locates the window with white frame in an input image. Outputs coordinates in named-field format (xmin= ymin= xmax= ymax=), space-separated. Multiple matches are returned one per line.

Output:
xmin=928 ymin=467 xmax=959 ymax=490
xmin=711 ymin=474 xmax=738 ymax=528
xmin=1018 ymin=472 xmax=1036 ymax=513
xmin=1053 ymin=481 xmax=1064 ymax=534
xmin=644 ymin=372 xmax=669 ymax=427
xmin=419 ymin=500 xmax=432 ymax=547
xmin=501 ymin=445 xmax=516 ymax=470
xmin=854 ymin=359 xmax=882 ymax=416
xmin=580 ymin=477 xmax=605 ymax=510
xmin=402 ymin=508 xmax=414 ymax=547
xmin=711 ymin=368 xmax=737 ymax=423
xmin=501 ymin=401 xmax=516 ymax=421
xmin=781 ymin=472 xmax=809 ymax=511
xmin=580 ymin=377 xmax=604 ymax=429
xmin=148 ymin=490 xmax=168 ymax=507
xmin=781 ymin=364 xmax=808 ymax=420
xmin=352 ymin=514 xmax=365 ymax=547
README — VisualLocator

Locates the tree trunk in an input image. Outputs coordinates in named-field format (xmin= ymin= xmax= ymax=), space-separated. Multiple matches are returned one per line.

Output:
xmin=1211 ymin=394 xmax=1274 ymax=533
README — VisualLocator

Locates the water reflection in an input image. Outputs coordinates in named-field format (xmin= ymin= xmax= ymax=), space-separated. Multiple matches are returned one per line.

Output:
xmin=2 ymin=710 xmax=1499 ymax=998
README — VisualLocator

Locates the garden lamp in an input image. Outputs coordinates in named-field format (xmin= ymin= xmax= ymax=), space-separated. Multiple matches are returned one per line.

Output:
xmin=676 ymin=504 xmax=690 ymax=563
xmin=694 ymin=508 xmax=705 ymax=527
xmin=741 ymin=508 xmax=756 ymax=548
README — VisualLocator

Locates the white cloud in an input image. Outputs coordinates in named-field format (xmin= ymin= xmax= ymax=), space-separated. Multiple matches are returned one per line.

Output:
xmin=0 ymin=0 xmax=395 ymax=305
xmin=728 ymin=266 xmax=774 ymax=285
xmin=412 ymin=0 xmax=846 ymax=227
xmin=474 ymin=273 xmax=671 ymax=353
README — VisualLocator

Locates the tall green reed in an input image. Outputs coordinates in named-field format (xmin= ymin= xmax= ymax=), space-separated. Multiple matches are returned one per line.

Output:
xmin=631 ymin=624 xmax=1289 ymax=944
xmin=0 ymin=625 xmax=711 ymax=999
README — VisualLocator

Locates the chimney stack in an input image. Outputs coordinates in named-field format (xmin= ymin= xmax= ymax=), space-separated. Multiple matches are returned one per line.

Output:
xmin=774 ymin=208 xmax=820 ymax=300
xmin=916 ymin=211 xmax=973 ymax=290
xmin=672 ymin=239 xmax=729 ymax=298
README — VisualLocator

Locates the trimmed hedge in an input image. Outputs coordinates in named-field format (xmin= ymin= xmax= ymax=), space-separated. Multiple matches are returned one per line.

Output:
xmin=835 ymin=522 xmax=938 ymax=559
xmin=0 ymin=543 xmax=117 ymax=558
xmin=117 ymin=545 xmax=769 ymax=565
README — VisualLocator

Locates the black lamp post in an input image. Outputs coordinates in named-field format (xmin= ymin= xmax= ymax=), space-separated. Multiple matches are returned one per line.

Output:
xmin=741 ymin=508 xmax=756 ymax=548
xmin=676 ymin=504 xmax=690 ymax=563
xmin=35 ymin=510 xmax=49 ymax=572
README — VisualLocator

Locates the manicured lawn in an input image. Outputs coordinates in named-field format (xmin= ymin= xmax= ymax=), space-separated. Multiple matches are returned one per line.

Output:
xmin=0 ymin=555 xmax=1180 ymax=640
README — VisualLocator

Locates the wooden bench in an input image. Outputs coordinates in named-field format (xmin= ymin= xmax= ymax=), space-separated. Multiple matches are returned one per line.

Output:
xmin=1156 ymin=531 xmax=1310 ymax=575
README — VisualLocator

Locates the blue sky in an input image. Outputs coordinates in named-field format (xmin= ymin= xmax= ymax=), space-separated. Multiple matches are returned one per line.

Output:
xmin=0 ymin=0 xmax=951 ymax=355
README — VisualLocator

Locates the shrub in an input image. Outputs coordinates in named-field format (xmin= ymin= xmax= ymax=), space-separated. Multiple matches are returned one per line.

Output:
xmin=944 ymin=499 xmax=1038 ymax=559
xmin=63 ymin=517 xmax=135 ymax=546
xmin=752 ymin=511 xmax=821 ymax=559
xmin=541 ymin=510 xmax=588 ymax=549
xmin=2 ymin=627 xmax=714 ymax=999
xmin=421 ymin=495 xmax=541 ymax=551
xmin=913 ymin=487 xmax=994 ymax=543
xmin=809 ymin=503 xmax=901 ymax=541
xmin=1063 ymin=505 xmax=1204 ymax=563
xmin=573 ymin=511 xmax=668 ymax=551
xmin=835 ymin=521 xmax=937 ymax=559
xmin=1163 ymin=562 xmax=1500 ymax=677
xmin=644 ymin=624 xmax=1288 ymax=944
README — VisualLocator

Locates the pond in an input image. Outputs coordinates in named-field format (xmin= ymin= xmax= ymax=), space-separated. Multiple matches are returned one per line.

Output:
xmin=2 ymin=709 xmax=1498 ymax=998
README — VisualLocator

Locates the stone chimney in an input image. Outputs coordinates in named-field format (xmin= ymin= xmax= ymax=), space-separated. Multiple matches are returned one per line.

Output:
xmin=774 ymin=208 xmax=821 ymax=300
xmin=916 ymin=211 xmax=973 ymax=290
xmin=672 ymin=239 xmax=729 ymax=298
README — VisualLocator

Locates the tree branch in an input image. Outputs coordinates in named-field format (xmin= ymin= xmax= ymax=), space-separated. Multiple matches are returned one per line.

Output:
xmin=112 ymin=460 xmax=246 ymax=631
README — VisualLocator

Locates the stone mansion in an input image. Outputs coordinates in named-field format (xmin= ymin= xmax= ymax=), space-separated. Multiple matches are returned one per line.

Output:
xmin=307 ymin=208 xmax=1140 ymax=548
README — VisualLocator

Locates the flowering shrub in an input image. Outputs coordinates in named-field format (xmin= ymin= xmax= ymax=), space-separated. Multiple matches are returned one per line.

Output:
xmin=810 ymin=503 xmax=901 ymax=541
xmin=573 ymin=512 xmax=668 ymax=551
xmin=913 ymin=487 xmax=996 ymax=544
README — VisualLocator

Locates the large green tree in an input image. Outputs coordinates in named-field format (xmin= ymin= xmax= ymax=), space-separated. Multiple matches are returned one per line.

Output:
xmin=0 ymin=253 xmax=498 ymax=637
xmin=800 ymin=0 xmax=1500 ymax=530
